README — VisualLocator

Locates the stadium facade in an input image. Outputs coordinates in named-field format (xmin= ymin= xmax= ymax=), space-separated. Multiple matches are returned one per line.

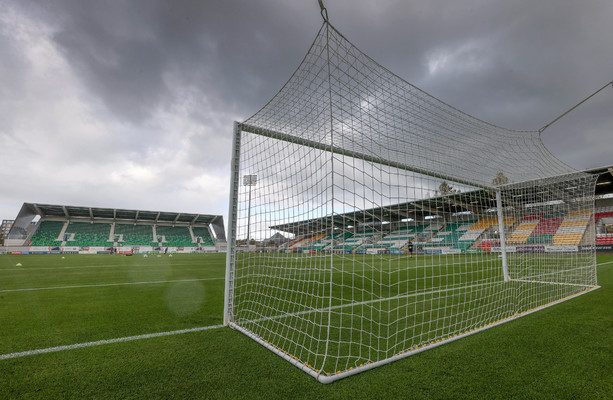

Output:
xmin=1 ymin=203 xmax=225 ymax=254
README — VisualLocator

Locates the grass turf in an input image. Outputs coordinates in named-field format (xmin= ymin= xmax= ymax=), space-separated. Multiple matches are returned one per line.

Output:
xmin=232 ymin=252 xmax=598 ymax=376
xmin=0 ymin=253 xmax=611 ymax=398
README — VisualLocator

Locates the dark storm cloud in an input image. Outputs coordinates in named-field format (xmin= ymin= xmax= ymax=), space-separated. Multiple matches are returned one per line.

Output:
xmin=18 ymin=0 xmax=322 ymax=124
xmin=15 ymin=0 xmax=612 ymax=135
xmin=330 ymin=0 xmax=612 ymax=168
xmin=329 ymin=1 xmax=612 ymax=130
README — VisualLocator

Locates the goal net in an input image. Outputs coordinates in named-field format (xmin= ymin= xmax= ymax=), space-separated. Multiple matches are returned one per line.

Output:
xmin=224 ymin=21 xmax=598 ymax=383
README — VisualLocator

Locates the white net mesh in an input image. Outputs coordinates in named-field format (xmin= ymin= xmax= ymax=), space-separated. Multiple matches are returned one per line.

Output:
xmin=226 ymin=22 xmax=598 ymax=382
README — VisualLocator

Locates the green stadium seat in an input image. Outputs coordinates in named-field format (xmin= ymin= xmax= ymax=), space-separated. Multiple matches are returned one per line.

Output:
xmin=65 ymin=222 xmax=111 ymax=247
xmin=156 ymin=225 xmax=194 ymax=247
xmin=192 ymin=226 xmax=215 ymax=246
xmin=30 ymin=220 xmax=65 ymax=246
xmin=115 ymin=224 xmax=155 ymax=246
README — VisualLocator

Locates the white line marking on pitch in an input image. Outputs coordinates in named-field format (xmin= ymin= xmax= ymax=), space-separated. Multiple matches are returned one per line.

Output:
xmin=0 ymin=263 xmax=207 ymax=272
xmin=0 ymin=324 xmax=225 ymax=361
xmin=0 ymin=277 xmax=224 ymax=293
xmin=597 ymin=260 xmax=613 ymax=266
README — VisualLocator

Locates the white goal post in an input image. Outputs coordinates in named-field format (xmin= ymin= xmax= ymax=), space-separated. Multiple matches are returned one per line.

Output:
xmin=224 ymin=20 xmax=598 ymax=383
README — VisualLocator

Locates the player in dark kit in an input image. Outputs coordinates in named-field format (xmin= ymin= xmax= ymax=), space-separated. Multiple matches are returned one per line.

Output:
xmin=408 ymin=240 xmax=414 ymax=256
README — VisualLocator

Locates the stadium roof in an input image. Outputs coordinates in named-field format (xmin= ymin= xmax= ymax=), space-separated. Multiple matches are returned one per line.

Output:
xmin=271 ymin=189 xmax=498 ymax=235
xmin=586 ymin=166 xmax=613 ymax=196
xmin=272 ymin=166 xmax=613 ymax=235
xmin=20 ymin=202 xmax=221 ymax=225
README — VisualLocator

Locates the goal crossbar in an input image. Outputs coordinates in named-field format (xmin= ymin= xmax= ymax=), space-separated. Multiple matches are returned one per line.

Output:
xmin=239 ymin=123 xmax=495 ymax=191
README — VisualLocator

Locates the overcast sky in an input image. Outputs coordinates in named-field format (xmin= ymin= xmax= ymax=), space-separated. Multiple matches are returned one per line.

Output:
xmin=1 ymin=0 xmax=611 ymax=226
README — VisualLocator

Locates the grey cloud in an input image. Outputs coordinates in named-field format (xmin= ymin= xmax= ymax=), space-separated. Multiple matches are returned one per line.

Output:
xmin=50 ymin=2 xmax=171 ymax=123
xmin=23 ymin=0 xmax=324 ymax=125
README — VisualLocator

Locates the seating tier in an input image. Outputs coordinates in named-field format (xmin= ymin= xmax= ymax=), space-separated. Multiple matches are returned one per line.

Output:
xmin=65 ymin=222 xmax=111 ymax=247
xmin=115 ymin=224 xmax=156 ymax=246
xmin=156 ymin=225 xmax=194 ymax=247
xmin=192 ymin=227 xmax=215 ymax=246
xmin=30 ymin=220 xmax=64 ymax=246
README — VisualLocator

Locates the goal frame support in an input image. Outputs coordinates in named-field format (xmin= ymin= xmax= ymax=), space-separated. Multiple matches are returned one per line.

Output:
xmin=239 ymin=123 xmax=495 ymax=191
xmin=495 ymin=189 xmax=509 ymax=281
xmin=224 ymin=121 xmax=241 ymax=325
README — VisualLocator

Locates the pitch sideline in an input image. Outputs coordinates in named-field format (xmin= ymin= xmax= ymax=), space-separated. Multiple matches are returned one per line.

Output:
xmin=0 ymin=324 xmax=225 ymax=361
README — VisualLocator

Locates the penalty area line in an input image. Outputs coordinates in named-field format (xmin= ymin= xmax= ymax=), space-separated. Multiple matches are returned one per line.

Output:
xmin=0 ymin=324 xmax=225 ymax=361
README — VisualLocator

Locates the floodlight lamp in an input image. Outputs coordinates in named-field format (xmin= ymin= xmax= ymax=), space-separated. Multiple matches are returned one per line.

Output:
xmin=243 ymin=175 xmax=258 ymax=186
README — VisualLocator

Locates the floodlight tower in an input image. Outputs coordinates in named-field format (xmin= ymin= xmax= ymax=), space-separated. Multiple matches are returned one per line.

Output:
xmin=243 ymin=174 xmax=257 ymax=246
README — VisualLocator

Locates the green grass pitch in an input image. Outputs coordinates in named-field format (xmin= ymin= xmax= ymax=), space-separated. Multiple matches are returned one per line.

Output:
xmin=232 ymin=252 xmax=598 ymax=377
xmin=0 ymin=253 xmax=611 ymax=398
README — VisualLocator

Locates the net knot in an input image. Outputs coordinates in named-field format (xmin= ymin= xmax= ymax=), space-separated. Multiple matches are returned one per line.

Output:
xmin=318 ymin=0 xmax=329 ymax=21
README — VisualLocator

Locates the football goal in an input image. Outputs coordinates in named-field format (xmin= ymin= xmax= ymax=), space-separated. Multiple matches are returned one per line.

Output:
xmin=224 ymin=15 xmax=598 ymax=383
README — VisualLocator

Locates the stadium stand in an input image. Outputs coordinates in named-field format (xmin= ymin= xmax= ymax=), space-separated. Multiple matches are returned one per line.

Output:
xmin=286 ymin=232 xmax=354 ymax=252
xmin=424 ymin=221 xmax=475 ymax=249
xmin=277 ymin=237 xmax=299 ymax=250
xmin=424 ymin=217 xmax=513 ymax=250
xmin=296 ymin=234 xmax=330 ymax=251
xmin=526 ymin=213 xmax=564 ymax=244
xmin=420 ymin=222 xmax=444 ymax=241
xmin=597 ymin=234 xmax=613 ymax=245
xmin=468 ymin=217 xmax=514 ymax=249
xmin=335 ymin=230 xmax=377 ymax=252
xmin=29 ymin=220 xmax=64 ymax=246
xmin=452 ymin=220 xmax=484 ymax=250
xmin=361 ymin=224 xmax=423 ymax=251
xmin=192 ymin=226 xmax=215 ymax=246
xmin=65 ymin=222 xmax=111 ymax=247
xmin=115 ymin=224 xmax=156 ymax=246
xmin=330 ymin=232 xmax=357 ymax=252
xmin=3 ymin=203 xmax=225 ymax=251
xmin=288 ymin=235 xmax=319 ymax=251
xmin=595 ymin=207 xmax=613 ymax=245
xmin=553 ymin=209 xmax=592 ymax=246
xmin=506 ymin=217 xmax=540 ymax=244
xmin=156 ymin=225 xmax=194 ymax=247
xmin=477 ymin=239 xmax=499 ymax=252
xmin=595 ymin=210 xmax=613 ymax=222
xmin=300 ymin=232 xmax=354 ymax=252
